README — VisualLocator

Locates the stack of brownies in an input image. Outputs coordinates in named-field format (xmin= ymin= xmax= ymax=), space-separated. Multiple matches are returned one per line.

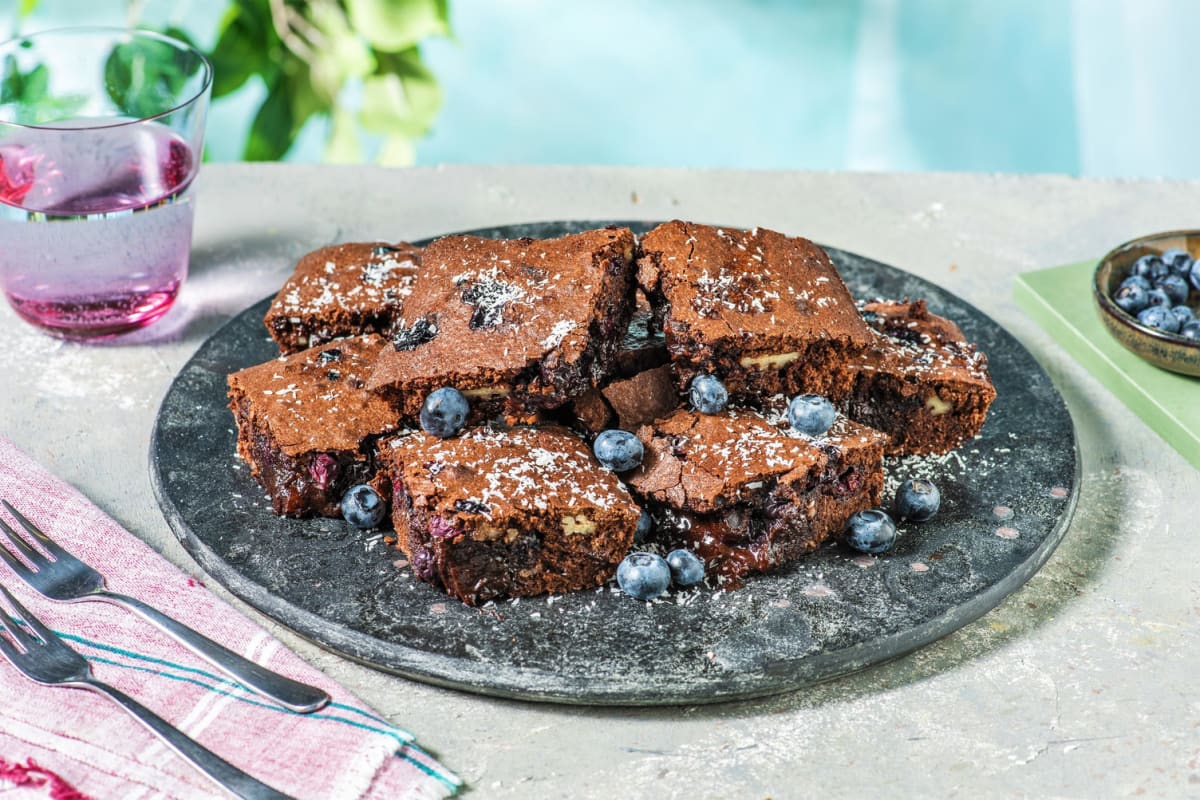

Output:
xmin=228 ymin=222 xmax=995 ymax=605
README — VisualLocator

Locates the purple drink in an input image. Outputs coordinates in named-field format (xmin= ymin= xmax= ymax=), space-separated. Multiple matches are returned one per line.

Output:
xmin=0 ymin=121 xmax=196 ymax=338
xmin=0 ymin=27 xmax=211 ymax=340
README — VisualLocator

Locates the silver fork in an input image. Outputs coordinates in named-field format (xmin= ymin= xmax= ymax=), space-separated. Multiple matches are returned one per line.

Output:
xmin=0 ymin=584 xmax=293 ymax=800
xmin=0 ymin=500 xmax=328 ymax=713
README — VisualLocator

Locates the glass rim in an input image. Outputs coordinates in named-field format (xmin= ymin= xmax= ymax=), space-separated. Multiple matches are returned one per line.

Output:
xmin=0 ymin=25 xmax=213 ymax=132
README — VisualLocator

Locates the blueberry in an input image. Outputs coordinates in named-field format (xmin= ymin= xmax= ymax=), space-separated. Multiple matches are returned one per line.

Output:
xmin=787 ymin=394 xmax=836 ymax=437
xmin=1181 ymin=321 xmax=1200 ymax=340
xmin=1154 ymin=273 xmax=1190 ymax=306
xmin=1131 ymin=254 xmax=1169 ymax=281
xmin=617 ymin=552 xmax=671 ymax=600
xmin=1170 ymin=305 xmax=1195 ymax=327
xmin=1120 ymin=275 xmax=1151 ymax=291
xmin=1161 ymin=248 xmax=1193 ymax=277
xmin=894 ymin=479 xmax=941 ymax=523
xmin=1145 ymin=288 xmax=1172 ymax=309
xmin=689 ymin=374 xmax=729 ymax=414
xmin=844 ymin=509 xmax=898 ymax=554
xmin=420 ymin=387 xmax=469 ymax=438
xmin=1191 ymin=265 xmax=1200 ymax=293
xmin=1113 ymin=283 xmax=1149 ymax=315
xmin=634 ymin=509 xmax=653 ymax=544
xmin=593 ymin=429 xmax=643 ymax=472
xmin=1137 ymin=305 xmax=1181 ymax=333
xmin=341 ymin=484 xmax=387 ymax=529
xmin=666 ymin=549 xmax=705 ymax=587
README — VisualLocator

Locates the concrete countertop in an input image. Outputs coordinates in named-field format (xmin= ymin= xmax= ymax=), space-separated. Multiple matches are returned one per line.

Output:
xmin=2 ymin=165 xmax=1196 ymax=798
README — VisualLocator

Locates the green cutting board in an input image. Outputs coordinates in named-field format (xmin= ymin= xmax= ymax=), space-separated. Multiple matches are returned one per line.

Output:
xmin=1014 ymin=261 xmax=1200 ymax=468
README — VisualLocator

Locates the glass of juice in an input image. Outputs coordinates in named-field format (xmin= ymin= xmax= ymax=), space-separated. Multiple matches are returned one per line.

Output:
xmin=0 ymin=27 xmax=212 ymax=340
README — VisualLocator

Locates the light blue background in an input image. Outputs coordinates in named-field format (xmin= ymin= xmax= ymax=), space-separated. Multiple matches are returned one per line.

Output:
xmin=13 ymin=0 xmax=1200 ymax=178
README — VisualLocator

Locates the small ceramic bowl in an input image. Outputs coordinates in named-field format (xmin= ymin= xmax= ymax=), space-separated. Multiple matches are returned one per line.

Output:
xmin=1093 ymin=229 xmax=1200 ymax=377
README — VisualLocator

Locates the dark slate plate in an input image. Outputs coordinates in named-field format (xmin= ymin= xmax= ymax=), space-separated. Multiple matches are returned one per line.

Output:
xmin=150 ymin=220 xmax=1078 ymax=706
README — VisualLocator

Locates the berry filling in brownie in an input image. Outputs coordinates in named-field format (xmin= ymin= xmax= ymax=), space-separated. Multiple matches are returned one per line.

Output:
xmin=227 ymin=335 xmax=402 ymax=516
xmin=625 ymin=407 xmax=886 ymax=583
xmin=382 ymin=425 xmax=640 ymax=604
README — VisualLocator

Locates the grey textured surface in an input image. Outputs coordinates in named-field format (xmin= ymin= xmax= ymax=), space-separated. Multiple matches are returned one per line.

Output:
xmin=2 ymin=165 xmax=1198 ymax=797
xmin=150 ymin=222 xmax=1076 ymax=706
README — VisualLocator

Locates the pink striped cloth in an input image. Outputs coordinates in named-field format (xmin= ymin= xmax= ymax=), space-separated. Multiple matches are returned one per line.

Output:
xmin=0 ymin=437 xmax=460 ymax=800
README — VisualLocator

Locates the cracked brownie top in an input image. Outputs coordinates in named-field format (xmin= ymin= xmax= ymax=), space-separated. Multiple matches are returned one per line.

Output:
xmin=227 ymin=334 xmax=402 ymax=456
xmin=636 ymin=221 xmax=877 ymax=359
xmin=368 ymin=227 xmax=636 ymax=412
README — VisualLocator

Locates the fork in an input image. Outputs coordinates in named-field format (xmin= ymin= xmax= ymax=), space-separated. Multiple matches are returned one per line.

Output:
xmin=0 ymin=500 xmax=329 ymax=713
xmin=0 ymin=584 xmax=293 ymax=800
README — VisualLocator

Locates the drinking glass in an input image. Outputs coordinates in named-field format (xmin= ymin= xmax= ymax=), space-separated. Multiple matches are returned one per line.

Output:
xmin=0 ymin=27 xmax=212 ymax=339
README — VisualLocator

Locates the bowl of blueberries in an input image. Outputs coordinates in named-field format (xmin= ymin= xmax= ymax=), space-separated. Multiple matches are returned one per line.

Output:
xmin=1094 ymin=230 xmax=1200 ymax=376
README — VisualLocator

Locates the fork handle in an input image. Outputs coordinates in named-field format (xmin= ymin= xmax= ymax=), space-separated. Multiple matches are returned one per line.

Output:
xmin=80 ymin=678 xmax=294 ymax=800
xmin=99 ymin=591 xmax=329 ymax=713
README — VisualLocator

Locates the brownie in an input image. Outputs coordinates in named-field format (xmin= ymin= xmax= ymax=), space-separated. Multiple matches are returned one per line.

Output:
xmin=625 ymin=407 xmax=886 ymax=584
xmin=264 ymin=242 xmax=421 ymax=354
xmin=228 ymin=335 xmax=402 ymax=517
xmin=848 ymin=299 xmax=997 ymax=454
xmin=636 ymin=221 xmax=877 ymax=400
xmin=383 ymin=425 xmax=640 ymax=605
xmin=368 ymin=228 xmax=637 ymax=421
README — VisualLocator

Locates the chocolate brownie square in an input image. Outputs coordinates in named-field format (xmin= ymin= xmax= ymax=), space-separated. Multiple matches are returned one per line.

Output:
xmin=368 ymin=227 xmax=636 ymax=420
xmin=849 ymin=299 xmax=997 ymax=454
xmin=264 ymin=242 xmax=421 ymax=354
xmin=228 ymin=335 xmax=402 ymax=517
xmin=625 ymin=407 xmax=886 ymax=583
xmin=636 ymin=221 xmax=877 ymax=400
xmin=383 ymin=425 xmax=640 ymax=605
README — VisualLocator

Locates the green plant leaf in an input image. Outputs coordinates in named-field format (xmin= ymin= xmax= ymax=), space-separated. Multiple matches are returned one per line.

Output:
xmin=104 ymin=36 xmax=192 ymax=119
xmin=244 ymin=77 xmax=294 ymax=160
xmin=376 ymin=133 xmax=415 ymax=166
xmin=208 ymin=6 xmax=269 ymax=98
xmin=18 ymin=0 xmax=39 ymax=17
xmin=361 ymin=47 xmax=441 ymax=137
xmin=324 ymin=107 xmax=362 ymax=163
xmin=345 ymin=0 xmax=449 ymax=52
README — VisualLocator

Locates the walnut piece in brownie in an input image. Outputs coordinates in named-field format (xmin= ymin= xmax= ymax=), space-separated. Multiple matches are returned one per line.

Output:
xmin=264 ymin=242 xmax=421 ymax=354
xmin=383 ymin=425 xmax=640 ymax=605
xmin=625 ymin=407 xmax=886 ymax=583
xmin=368 ymin=227 xmax=637 ymax=420
xmin=849 ymin=299 xmax=997 ymax=454
xmin=228 ymin=335 xmax=402 ymax=517
xmin=637 ymin=221 xmax=877 ymax=400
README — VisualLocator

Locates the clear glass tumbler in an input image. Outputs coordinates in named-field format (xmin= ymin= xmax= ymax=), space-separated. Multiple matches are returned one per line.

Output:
xmin=0 ymin=27 xmax=212 ymax=339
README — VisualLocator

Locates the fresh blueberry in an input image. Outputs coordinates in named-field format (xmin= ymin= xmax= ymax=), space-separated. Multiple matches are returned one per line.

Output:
xmin=1145 ymin=288 xmax=1173 ymax=309
xmin=689 ymin=374 xmax=729 ymax=414
xmin=419 ymin=387 xmax=469 ymax=438
xmin=617 ymin=552 xmax=671 ymax=600
xmin=1191 ymin=265 xmax=1200 ymax=293
xmin=1154 ymin=273 xmax=1190 ymax=306
xmin=1113 ymin=283 xmax=1149 ymax=315
xmin=1161 ymin=248 xmax=1193 ymax=277
xmin=1131 ymin=254 xmax=1169 ymax=281
xmin=594 ymin=429 xmax=644 ymax=472
xmin=1180 ymin=321 xmax=1200 ymax=340
xmin=634 ymin=510 xmax=653 ymax=544
xmin=787 ymin=394 xmax=837 ymax=437
xmin=844 ymin=509 xmax=898 ymax=554
xmin=666 ymin=549 xmax=705 ymax=587
xmin=341 ymin=484 xmax=387 ymax=529
xmin=894 ymin=479 xmax=941 ymax=523
xmin=1120 ymin=274 xmax=1152 ymax=291
xmin=1170 ymin=305 xmax=1195 ymax=327
xmin=1137 ymin=305 xmax=1181 ymax=333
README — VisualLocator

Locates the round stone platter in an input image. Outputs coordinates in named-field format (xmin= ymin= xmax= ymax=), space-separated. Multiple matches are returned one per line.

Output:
xmin=150 ymin=220 xmax=1078 ymax=706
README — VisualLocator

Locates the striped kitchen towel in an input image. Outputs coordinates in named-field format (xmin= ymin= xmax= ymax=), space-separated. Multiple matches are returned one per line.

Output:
xmin=0 ymin=436 xmax=460 ymax=800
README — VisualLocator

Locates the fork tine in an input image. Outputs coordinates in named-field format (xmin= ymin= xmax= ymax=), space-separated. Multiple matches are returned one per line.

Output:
xmin=0 ymin=514 xmax=49 ymax=568
xmin=0 ymin=535 xmax=33 ymax=576
xmin=1 ymin=500 xmax=66 ymax=560
xmin=0 ymin=586 xmax=39 ymax=648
